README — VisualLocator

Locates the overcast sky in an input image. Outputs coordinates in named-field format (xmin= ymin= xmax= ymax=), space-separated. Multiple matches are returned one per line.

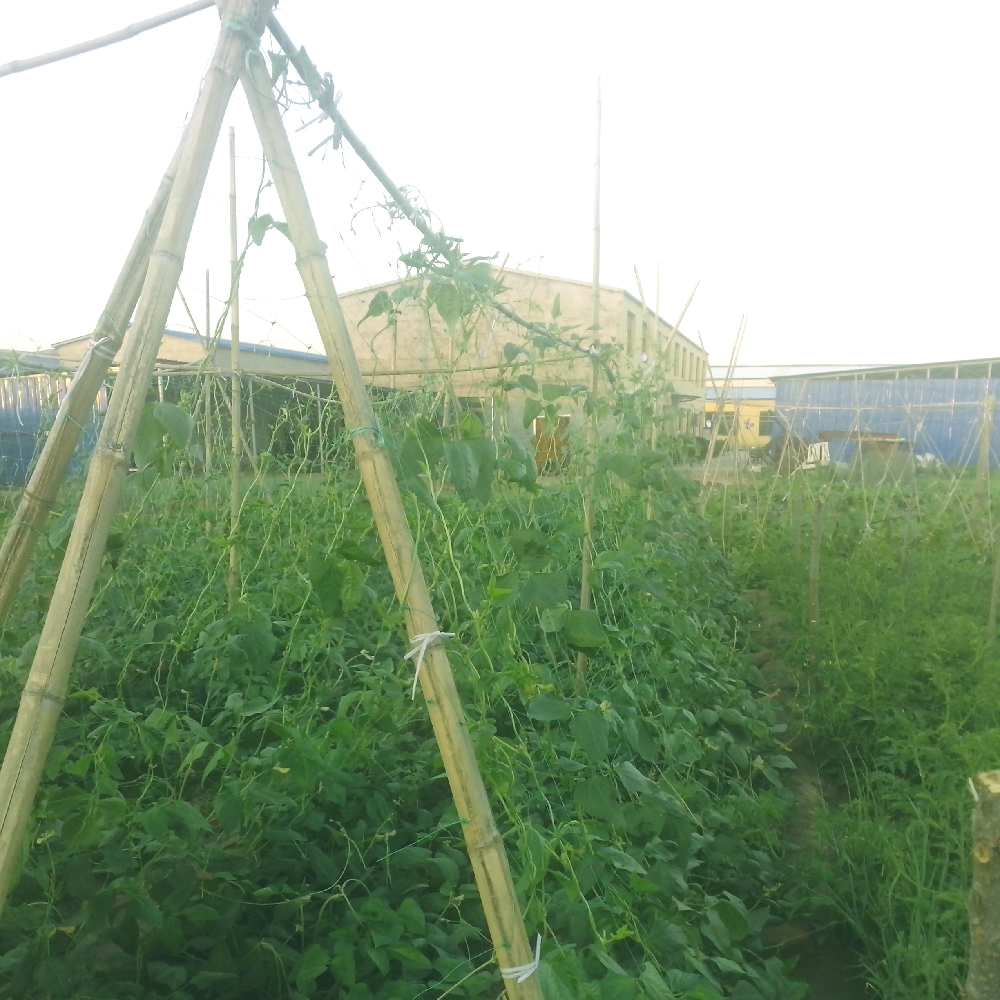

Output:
xmin=1 ymin=2 xmax=997 ymax=368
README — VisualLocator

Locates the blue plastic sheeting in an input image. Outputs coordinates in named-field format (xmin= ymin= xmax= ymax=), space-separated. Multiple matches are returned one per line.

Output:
xmin=0 ymin=375 xmax=105 ymax=487
xmin=774 ymin=377 xmax=1000 ymax=466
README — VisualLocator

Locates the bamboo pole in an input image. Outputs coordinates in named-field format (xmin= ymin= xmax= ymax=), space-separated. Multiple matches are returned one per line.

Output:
xmin=808 ymin=497 xmax=824 ymax=630
xmin=972 ymin=394 xmax=995 ymax=519
xmin=239 ymin=50 xmax=541 ymax=1000
xmin=0 ymin=0 xmax=270 ymax=916
xmin=576 ymin=77 xmax=602 ymax=695
xmin=988 ymin=531 xmax=1000 ymax=637
xmin=0 ymin=0 xmax=215 ymax=78
xmin=0 ymin=146 xmax=183 ymax=626
xmin=203 ymin=269 xmax=213 ymax=475
xmin=967 ymin=770 xmax=1000 ymax=999
xmin=228 ymin=126 xmax=241 ymax=605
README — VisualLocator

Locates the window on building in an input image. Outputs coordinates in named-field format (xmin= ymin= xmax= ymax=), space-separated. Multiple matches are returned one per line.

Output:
xmin=641 ymin=320 xmax=648 ymax=356
xmin=682 ymin=349 xmax=689 ymax=381
xmin=758 ymin=410 xmax=775 ymax=437
xmin=626 ymin=311 xmax=635 ymax=354
xmin=673 ymin=343 xmax=679 ymax=375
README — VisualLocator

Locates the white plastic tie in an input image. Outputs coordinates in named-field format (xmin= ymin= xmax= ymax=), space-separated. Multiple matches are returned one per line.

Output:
xmin=403 ymin=631 xmax=454 ymax=699
xmin=500 ymin=935 xmax=542 ymax=984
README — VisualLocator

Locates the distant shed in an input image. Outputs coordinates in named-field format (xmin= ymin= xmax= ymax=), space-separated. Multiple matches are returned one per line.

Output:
xmin=772 ymin=358 xmax=1000 ymax=466
xmin=0 ymin=352 xmax=107 ymax=487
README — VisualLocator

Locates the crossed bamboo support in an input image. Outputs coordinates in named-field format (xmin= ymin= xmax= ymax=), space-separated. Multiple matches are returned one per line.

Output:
xmin=0 ymin=6 xmax=539 ymax=994
xmin=0 ymin=146 xmax=182 ymax=626
xmin=0 ymin=0 xmax=273 ymax=914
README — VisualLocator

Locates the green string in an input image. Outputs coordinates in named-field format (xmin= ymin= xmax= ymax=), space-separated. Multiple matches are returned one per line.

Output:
xmin=349 ymin=424 xmax=385 ymax=449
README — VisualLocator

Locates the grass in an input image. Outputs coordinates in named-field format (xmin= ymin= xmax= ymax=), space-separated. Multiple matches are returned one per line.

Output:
xmin=720 ymin=469 xmax=1000 ymax=998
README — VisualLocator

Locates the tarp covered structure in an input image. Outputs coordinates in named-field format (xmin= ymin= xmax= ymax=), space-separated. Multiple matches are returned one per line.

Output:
xmin=773 ymin=361 xmax=1000 ymax=467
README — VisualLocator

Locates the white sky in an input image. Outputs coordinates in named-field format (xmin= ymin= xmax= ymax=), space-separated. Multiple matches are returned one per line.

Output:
xmin=1 ymin=2 xmax=998 ymax=368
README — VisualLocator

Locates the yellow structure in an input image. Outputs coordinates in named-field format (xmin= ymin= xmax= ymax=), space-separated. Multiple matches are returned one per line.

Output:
xmin=703 ymin=366 xmax=777 ymax=451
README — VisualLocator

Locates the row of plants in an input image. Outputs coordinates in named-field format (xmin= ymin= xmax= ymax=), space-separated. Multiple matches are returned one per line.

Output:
xmin=0 ymin=393 xmax=809 ymax=999
xmin=719 ymin=471 xmax=1000 ymax=997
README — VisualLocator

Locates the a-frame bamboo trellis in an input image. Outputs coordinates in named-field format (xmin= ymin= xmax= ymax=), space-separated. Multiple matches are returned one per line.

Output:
xmin=0 ymin=5 xmax=541 ymax=996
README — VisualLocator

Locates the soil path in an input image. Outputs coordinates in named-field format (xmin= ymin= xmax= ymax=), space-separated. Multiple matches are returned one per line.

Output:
xmin=744 ymin=590 xmax=871 ymax=1000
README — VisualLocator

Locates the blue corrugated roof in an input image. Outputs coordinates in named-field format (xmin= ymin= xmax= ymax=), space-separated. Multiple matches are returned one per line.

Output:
xmin=163 ymin=329 xmax=328 ymax=364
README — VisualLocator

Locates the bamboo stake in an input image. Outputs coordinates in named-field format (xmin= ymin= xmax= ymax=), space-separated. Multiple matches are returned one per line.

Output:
xmin=808 ymin=497 xmax=824 ymax=630
xmin=972 ymin=394 xmax=995 ymax=519
xmin=791 ymin=479 xmax=803 ymax=561
xmin=989 ymin=531 xmax=1000 ymax=637
xmin=203 ymin=270 xmax=213 ymax=475
xmin=0 ymin=0 xmax=270 ymax=915
xmin=228 ymin=126 xmax=241 ymax=605
xmin=239 ymin=50 xmax=541 ymax=1000
xmin=0 ymin=146 xmax=182 ymax=626
xmin=967 ymin=770 xmax=1000 ymax=999
xmin=576 ymin=77 xmax=602 ymax=695
xmin=0 ymin=0 xmax=215 ymax=78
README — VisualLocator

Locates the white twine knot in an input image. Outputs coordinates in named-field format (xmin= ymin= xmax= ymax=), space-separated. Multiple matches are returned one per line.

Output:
xmin=403 ymin=631 xmax=454 ymax=699
xmin=500 ymin=935 xmax=542 ymax=984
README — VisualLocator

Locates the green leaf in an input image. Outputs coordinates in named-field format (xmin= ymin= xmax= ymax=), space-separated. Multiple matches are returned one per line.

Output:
xmin=180 ymin=740 xmax=210 ymax=774
xmin=509 ymin=527 xmax=551 ymax=567
xmin=458 ymin=410 xmax=484 ymax=438
xmin=329 ymin=948 xmax=355 ymax=987
xmin=397 ymin=897 xmax=425 ymax=935
xmin=152 ymin=402 xmax=193 ymax=448
xmin=526 ymin=694 xmax=572 ymax=722
xmin=570 ymin=710 xmax=609 ymax=762
xmin=520 ymin=571 xmax=567 ymax=610
xmin=337 ymin=539 xmax=381 ymax=565
xmin=518 ymin=373 xmax=539 ymax=393
xmin=574 ymin=775 xmax=624 ymax=825
xmin=503 ymin=342 xmax=525 ymax=364
xmin=268 ymin=50 xmax=288 ymax=84
xmin=428 ymin=282 xmax=461 ymax=327
xmin=133 ymin=402 xmax=163 ymax=472
xmin=308 ymin=552 xmax=343 ymax=618
xmin=523 ymin=397 xmax=544 ymax=429
xmin=550 ymin=293 xmax=562 ymax=320
xmin=597 ymin=845 xmax=647 ymax=874
xmin=444 ymin=437 xmax=496 ymax=504
xmin=227 ymin=603 xmax=275 ymax=668
xmin=389 ymin=943 xmax=432 ymax=970
xmin=615 ymin=760 xmax=658 ymax=795
xmin=541 ymin=383 xmax=572 ymax=402
xmin=295 ymin=943 xmax=329 ymax=994
xmin=362 ymin=289 xmax=393 ymax=322
xmin=248 ymin=213 xmax=275 ymax=246
xmin=539 ymin=606 xmax=567 ymax=632
xmin=340 ymin=562 xmax=364 ymax=612
xmin=624 ymin=717 xmax=658 ymax=763
xmin=563 ymin=610 xmax=607 ymax=650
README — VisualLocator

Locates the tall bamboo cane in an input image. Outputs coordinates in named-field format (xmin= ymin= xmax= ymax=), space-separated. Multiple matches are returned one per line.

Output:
xmin=228 ymin=125 xmax=242 ymax=604
xmin=0 ymin=145 xmax=183 ymax=626
xmin=0 ymin=0 xmax=271 ymax=915
xmin=240 ymin=51 xmax=541 ymax=1000
xmin=576 ymin=77 xmax=602 ymax=694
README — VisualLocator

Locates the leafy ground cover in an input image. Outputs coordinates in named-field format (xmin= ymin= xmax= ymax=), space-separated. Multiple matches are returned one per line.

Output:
xmin=720 ymin=471 xmax=1000 ymax=998
xmin=0 ymin=434 xmax=807 ymax=999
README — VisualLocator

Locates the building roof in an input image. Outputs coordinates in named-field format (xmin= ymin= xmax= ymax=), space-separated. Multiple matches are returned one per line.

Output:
xmin=48 ymin=329 xmax=329 ymax=365
xmin=769 ymin=357 xmax=1000 ymax=381
xmin=340 ymin=267 xmax=705 ymax=356
xmin=705 ymin=385 xmax=776 ymax=401
xmin=709 ymin=364 xmax=874 ymax=381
